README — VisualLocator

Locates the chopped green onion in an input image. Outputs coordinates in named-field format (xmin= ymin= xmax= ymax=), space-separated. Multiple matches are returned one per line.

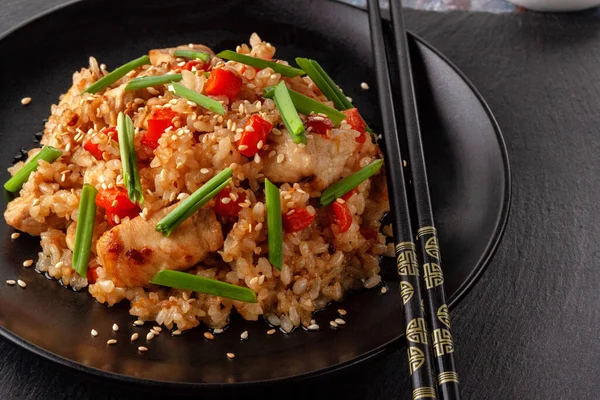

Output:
xmin=151 ymin=270 xmax=257 ymax=303
xmin=320 ymin=160 xmax=383 ymax=206
xmin=296 ymin=58 xmax=349 ymax=110
xmin=125 ymin=74 xmax=182 ymax=91
xmin=263 ymin=86 xmax=347 ymax=126
xmin=117 ymin=112 xmax=144 ymax=204
xmin=83 ymin=55 xmax=150 ymax=94
xmin=4 ymin=146 xmax=62 ymax=192
xmin=173 ymin=49 xmax=211 ymax=62
xmin=72 ymin=184 xmax=98 ymax=278
xmin=310 ymin=60 xmax=354 ymax=109
xmin=217 ymin=50 xmax=304 ymax=78
xmin=203 ymin=71 xmax=210 ymax=78
xmin=265 ymin=179 xmax=282 ymax=270
xmin=156 ymin=168 xmax=233 ymax=237
xmin=272 ymin=82 xmax=306 ymax=144
xmin=169 ymin=82 xmax=225 ymax=115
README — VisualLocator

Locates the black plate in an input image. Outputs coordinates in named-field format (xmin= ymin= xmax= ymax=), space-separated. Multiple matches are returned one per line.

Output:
xmin=0 ymin=0 xmax=510 ymax=387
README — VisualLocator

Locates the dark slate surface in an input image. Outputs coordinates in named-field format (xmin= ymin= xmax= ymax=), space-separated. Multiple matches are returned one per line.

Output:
xmin=1 ymin=1 xmax=600 ymax=399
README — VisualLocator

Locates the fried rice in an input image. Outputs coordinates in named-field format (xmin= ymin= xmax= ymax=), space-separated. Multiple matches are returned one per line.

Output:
xmin=4 ymin=33 xmax=390 ymax=333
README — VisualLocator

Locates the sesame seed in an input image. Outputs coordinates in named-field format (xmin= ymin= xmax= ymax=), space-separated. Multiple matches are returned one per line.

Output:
xmin=286 ymin=201 xmax=294 ymax=208
xmin=254 ymin=153 xmax=261 ymax=164
xmin=146 ymin=332 xmax=155 ymax=340
xmin=130 ymin=333 xmax=139 ymax=341
xmin=204 ymin=332 xmax=214 ymax=340
xmin=336 ymin=198 xmax=346 ymax=204
xmin=276 ymin=154 xmax=284 ymax=163
xmin=111 ymin=200 xmax=119 ymax=207
xmin=226 ymin=352 xmax=235 ymax=359
xmin=245 ymin=125 xmax=255 ymax=132
xmin=360 ymin=82 xmax=369 ymax=90
xmin=133 ymin=320 xmax=144 ymax=326
xmin=258 ymin=275 xmax=265 ymax=285
xmin=6 ymin=280 xmax=16 ymax=285
xmin=107 ymin=339 xmax=117 ymax=345
xmin=308 ymin=324 xmax=320 ymax=331
xmin=286 ymin=209 xmax=296 ymax=216
xmin=240 ymin=331 xmax=249 ymax=340
xmin=186 ymin=100 xmax=197 ymax=107
xmin=65 ymin=143 xmax=71 ymax=152
xmin=381 ymin=286 xmax=388 ymax=294
xmin=21 ymin=97 xmax=32 ymax=105
xmin=268 ymin=150 xmax=276 ymax=158
xmin=113 ymin=215 xmax=120 ymax=224
xmin=335 ymin=318 xmax=346 ymax=325
xmin=10 ymin=233 xmax=20 ymax=240
xmin=17 ymin=280 xmax=26 ymax=288
xmin=312 ymin=116 xmax=324 ymax=121
xmin=138 ymin=346 xmax=148 ymax=352
xmin=346 ymin=96 xmax=353 ymax=102
xmin=91 ymin=329 xmax=98 ymax=337
xmin=338 ymin=309 xmax=347 ymax=316
xmin=257 ymin=140 xmax=264 ymax=149
xmin=249 ymin=276 xmax=258 ymax=285
xmin=172 ymin=330 xmax=182 ymax=336
xmin=221 ymin=197 xmax=231 ymax=204
xmin=403 ymin=160 xmax=407 ymax=167
xmin=238 ymin=145 xmax=249 ymax=151
xmin=306 ymin=206 xmax=316 ymax=216
xmin=22 ymin=260 xmax=33 ymax=267
xmin=267 ymin=329 xmax=276 ymax=335
xmin=55 ymin=261 xmax=64 ymax=269
xmin=330 ymin=321 xmax=338 ymax=328
xmin=213 ymin=328 xmax=224 ymax=334
xmin=112 ymin=323 xmax=119 ymax=332
xmin=255 ymin=222 xmax=263 ymax=231
xmin=153 ymin=326 xmax=162 ymax=332
xmin=200 ymin=168 xmax=209 ymax=174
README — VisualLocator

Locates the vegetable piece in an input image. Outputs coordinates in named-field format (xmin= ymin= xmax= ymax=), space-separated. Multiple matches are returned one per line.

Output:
xmin=173 ymin=49 xmax=211 ymax=62
xmin=265 ymin=179 xmax=282 ymax=270
xmin=296 ymin=58 xmax=349 ymax=110
xmin=72 ymin=184 xmax=98 ymax=278
xmin=117 ymin=112 xmax=144 ymax=204
xmin=213 ymin=188 xmax=246 ymax=217
xmin=282 ymin=208 xmax=315 ymax=233
xmin=4 ymin=146 xmax=62 ymax=192
xmin=86 ymin=267 xmax=99 ymax=284
xmin=305 ymin=115 xmax=334 ymax=136
xmin=169 ymin=82 xmax=225 ymax=115
xmin=320 ymin=159 xmax=383 ymax=206
xmin=83 ymin=55 xmax=150 ymax=94
xmin=125 ymin=74 xmax=182 ymax=91
xmin=150 ymin=270 xmax=257 ymax=303
xmin=262 ymin=86 xmax=346 ymax=125
xmin=310 ymin=60 xmax=354 ymax=109
xmin=175 ymin=60 xmax=204 ymax=72
xmin=272 ymin=82 xmax=306 ymax=144
xmin=216 ymin=50 xmax=304 ymax=77
xmin=341 ymin=188 xmax=358 ymax=201
xmin=204 ymin=68 xmax=242 ymax=100
xmin=95 ymin=187 xmax=140 ymax=225
xmin=83 ymin=127 xmax=119 ymax=160
xmin=360 ymin=227 xmax=379 ymax=240
xmin=141 ymin=108 xmax=178 ymax=149
xmin=332 ymin=202 xmax=352 ymax=233
xmin=155 ymin=168 xmax=233 ymax=237
xmin=342 ymin=108 xmax=367 ymax=144
xmin=238 ymin=115 xmax=272 ymax=157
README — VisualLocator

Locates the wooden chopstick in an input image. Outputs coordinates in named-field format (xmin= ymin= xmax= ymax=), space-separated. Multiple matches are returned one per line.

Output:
xmin=388 ymin=1 xmax=461 ymax=399
xmin=366 ymin=1 xmax=462 ymax=399
xmin=365 ymin=0 xmax=438 ymax=399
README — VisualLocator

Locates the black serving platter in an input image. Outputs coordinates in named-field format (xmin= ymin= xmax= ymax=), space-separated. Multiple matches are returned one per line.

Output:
xmin=0 ymin=0 xmax=510 ymax=387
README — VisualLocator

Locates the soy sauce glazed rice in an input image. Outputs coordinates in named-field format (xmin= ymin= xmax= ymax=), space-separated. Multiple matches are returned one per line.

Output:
xmin=4 ymin=34 xmax=390 ymax=333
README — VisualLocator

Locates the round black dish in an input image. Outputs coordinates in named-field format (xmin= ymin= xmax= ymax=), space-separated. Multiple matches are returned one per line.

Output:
xmin=0 ymin=0 xmax=510 ymax=387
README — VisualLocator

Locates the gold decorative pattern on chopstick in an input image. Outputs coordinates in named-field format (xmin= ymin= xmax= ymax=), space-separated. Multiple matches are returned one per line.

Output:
xmin=396 ymin=241 xmax=419 ymax=276
xmin=438 ymin=371 xmax=459 ymax=386
xmin=432 ymin=328 xmax=455 ymax=357
xmin=406 ymin=318 xmax=429 ymax=344
xmin=437 ymin=304 xmax=451 ymax=328
xmin=408 ymin=346 xmax=425 ymax=375
xmin=400 ymin=281 xmax=414 ymax=304
xmin=417 ymin=225 xmax=437 ymax=237
xmin=413 ymin=387 xmax=437 ymax=399
xmin=417 ymin=226 xmax=440 ymax=259
xmin=423 ymin=263 xmax=444 ymax=289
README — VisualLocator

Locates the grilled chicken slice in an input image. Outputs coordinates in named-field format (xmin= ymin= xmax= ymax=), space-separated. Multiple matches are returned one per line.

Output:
xmin=262 ymin=131 xmax=358 ymax=190
xmin=96 ymin=206 xmax=223 ymax=287
xmin=4 ymin=196 xmax=67 ymax=236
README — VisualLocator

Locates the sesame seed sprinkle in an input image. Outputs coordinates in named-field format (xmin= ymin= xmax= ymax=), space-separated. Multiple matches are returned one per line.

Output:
xmin=226 ymin=352 xmax=235 ymax=359
xmin=338 ymin=309 xmax=347 ymax=316
xmin=221 ymin=197 xmax=231 ymax=204
xmin=130 ymin=333 xmax=139 ymax=342
xmin=133 ymin=320 xmax=144 ymax=326
xmin=21 ymin=97 xmax=32 ymax=105
xmin=17 ymin=280 xmax=26 ymax=288
xmin=146 ymin=332 xmax=155 ymax=340
xmin=238 ymin=145 xmax=249 ymax=151
xmin=107 ymin=339 xmax=117 ymax=345
xmin=276 ymin=154 xmax=285 ymax=163
xmin=308 ymin=324 xmax=320 ymax=331
xmin=336 ymin=198 xmax=346 ymax=204
xmin=249 ymin=276 xmax=258 ymax=285
xmin=11 ymin=233 xmax=20 ymax=240
xmin=112 ymin=323 xmax=119 ymax=332
xmin=240 ymin=331 xmax=249 ymax=340
xmin=23 ymin=260 xmax=33 ymax=267
xmin=6 ymin=280 xmax=16 ymax=285
xmin=55 ymin=261 xmax=64 ymax=269
xmin=204 ymin=332 xmax=214 ymax=340
xmin=213 ymin=328 xmax=224 ymax=334
xmin=330 ymin=321 xmax=338 ymax=328
xmin=172 ymin=330 xmax=182 ymax=336
xmin=138 ymin=346 xmax=148 ymax=352
xmin=267 ymin=329 xmax=276 ymax=335
xmin=381 ymin=286 xmax=388 ymax=294
xmin=200 ymin=168 xmax=209 ymax=174
xmin=258 ymin=275 xmax=265 ymax=285
xmin=335 ymin=318 xmax=346 ymax=325
xmin=91 ymin=329 xmax=98 ymax=337
xmin=360 ymin=82 xmax=369 ymax=90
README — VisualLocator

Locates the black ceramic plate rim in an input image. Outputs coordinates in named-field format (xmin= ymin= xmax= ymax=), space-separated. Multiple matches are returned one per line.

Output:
xmin=0 ymin=0 xmax=511 ymax=388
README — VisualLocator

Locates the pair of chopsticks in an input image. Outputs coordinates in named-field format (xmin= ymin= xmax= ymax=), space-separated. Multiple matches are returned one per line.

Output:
xmin=366 ymin=1 xmax=461 ymax=399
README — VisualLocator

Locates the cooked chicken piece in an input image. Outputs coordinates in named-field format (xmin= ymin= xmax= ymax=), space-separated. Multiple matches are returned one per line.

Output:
xmin=96 ymin=206 xmax=223 ymax=287
xmin=262 ymin=131 xmax=358 ymax=190
xmin=4 ymin=196 xmax=66 ymax=236
xmin=149 ymin=44 xmax=215 ymax=68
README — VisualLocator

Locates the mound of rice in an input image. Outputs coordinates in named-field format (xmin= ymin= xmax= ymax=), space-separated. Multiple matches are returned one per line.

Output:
xmin=4 ymin=34 xmax=391 ymax=333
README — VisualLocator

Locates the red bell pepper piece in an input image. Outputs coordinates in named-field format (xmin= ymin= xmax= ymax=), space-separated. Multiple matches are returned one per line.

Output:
xmin=142 ymin=108 xmax=178 ymax=149
xmin=95 ymin=187 xmax=140 ymax=225
xmin=342 ymin=108 xmax=367 ymax=144
xmin=305 ymin=115 xmax=334 ymax=136
xmin=213 ymin=188 xmax=246 ymax=217
xmin=205 ymin=68 xmax=242 ymax=100
xmin=238 ymin=115 xmax=272 ymax=157
xmin=332 ymin=202 xmax=352 ymax=233
xmin=282 ymin=208 xmax=315 ymax=233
